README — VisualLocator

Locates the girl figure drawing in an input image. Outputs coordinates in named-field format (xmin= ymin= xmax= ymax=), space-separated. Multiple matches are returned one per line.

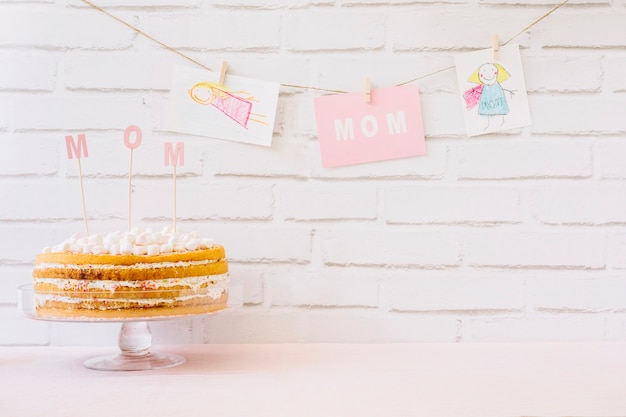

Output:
xmin=464 ymin=63 xmax=514 ymax=130
xmin=188 ymin=81 xmax=269 ymax=129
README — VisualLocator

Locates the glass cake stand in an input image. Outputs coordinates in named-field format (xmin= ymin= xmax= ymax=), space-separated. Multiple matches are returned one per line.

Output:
xmin=17 ymin=282 xmax=242 ymax=372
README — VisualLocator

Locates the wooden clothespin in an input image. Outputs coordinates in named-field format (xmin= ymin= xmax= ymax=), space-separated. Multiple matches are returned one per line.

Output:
xmin=365 ymin=77 xmax=371 ymax=103
xmin=491 ymin=34 xmax=499 ymax=61
xmin=219 ymin=61 xmax=228 ymax=86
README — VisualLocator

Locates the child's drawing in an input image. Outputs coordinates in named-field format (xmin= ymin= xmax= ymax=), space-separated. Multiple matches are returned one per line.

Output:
xmin=464 ymin=62 xmax=512 ymax=129
xmin=454 ymin=44 xmax=531 ymax=137
xmin=166 ymin=66 xmax=279 ymax=147
xmin=188 ymin=81 xmax=269 ymax=128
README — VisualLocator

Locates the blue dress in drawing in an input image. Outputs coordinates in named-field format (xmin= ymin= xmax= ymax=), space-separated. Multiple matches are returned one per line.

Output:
xmin=464 ymin=63 xmax=511 ymax=126
xmin=478 ymin=82 xmax=509 ymax=115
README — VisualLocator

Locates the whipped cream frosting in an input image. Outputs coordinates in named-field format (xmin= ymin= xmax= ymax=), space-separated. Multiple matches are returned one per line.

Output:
xmin=42 ymin=227 xmax=216 ymax=256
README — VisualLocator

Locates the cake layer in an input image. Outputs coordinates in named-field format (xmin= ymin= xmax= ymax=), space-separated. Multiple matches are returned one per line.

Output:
xmin=33 ymin=274 xmax=229 ymax=299
xmin=34 ymin=292 xmax=229 ymax=319
xmin=35 ymin=246 xmax=226 ymax=266
xmin=33 ymin=259 xmax=228 ymax=281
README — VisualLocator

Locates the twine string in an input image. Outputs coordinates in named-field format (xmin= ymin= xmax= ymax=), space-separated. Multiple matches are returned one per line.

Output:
xmin=80 ymin=0 xmax=568 ymax=94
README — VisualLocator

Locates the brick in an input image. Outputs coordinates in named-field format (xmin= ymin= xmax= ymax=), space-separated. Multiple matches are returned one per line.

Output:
xmin=275 ymin=183 xmax=376 ymax=221
xmin=380 ymin=184 xmax=521 ymax=225
xmin=0 ymin=223 xmax=61 ymax=263
xmin=467 ymin=315 xmax=606 ymax=342
xmin=390 ymin=272 xmax=525 ymax=312
xmin=391 ymin=9 xmax=532 ymax=51
xmin=606 ymin=315 xmax=626 ymax=340
xmin=222 ymin=54 xmax=311 ymax=88
xmin=535 ymin=13 xmax=626 ymax=48
xmin=607 ymin=57 xmax=626 ymax=93
xmin=310 ymin=54 xmax=455 ymax=95
xmin=201 ymin=309 xmax=459 ymax=342
xmin=267 ymin=266 xmax=380 ymax=308
xmin=0 ymin=54 xmax=56 ymax=92
xmin=0 ymin=9 xmax=134 ymax=49
xmin=529 ymin=274 xmax=626 ymax=311
xmin=285 ymin=11 xmax=386 ymax=51
xmin=533 ymin=184 xmax=626 ymax=225
xmin=530 ymin=95 xmax=626 ymax=135
xmin=595 ymin=139 xmax=626 ymax=179
xmin=64 ymin=54 xmax=175 ymax=91
xmin=320 ymin=228 xmax=461 ymax=267
xmin=227 ymin=264 xmax=265 ymax=305
xmin=465 ymin=231 xmax=606 ymax=269
xmin=204 ymin=139 xmax=311 ymax=178
xmin=0 ymin=133 xmax=58 ymax=176
xmin=0 ymin=266 xmax=32 ymax=304
xmin=68 ymin=0 xmax=201 ymax=6
xmin=458 ymin=138 xmax=592 ymax=179
xmin=523 ymin=54 xmax=602 ymax=93
xmin=349 ymin=0 xmax=466 ymax=3
xmin=420 ymin=93 xmax=466 ymax=137
xmin=148 ymin=13 xmax=281 ymax=50
xmin=280 ymin=93 xmax=318 ymax=136
xmin=0 ymin=307 xmax=49 ymax=345
xmin=195 ymin=223 xmax=312 ymax=263
xmin=207 ymin=0 xmax=332 ymax=7
xmin=0 ymin=181 xmax=127 ymax=223
xmin=0 ymin=98 xmax=10 ymax=130
xmin=133 ymin=181 xmax=274 ymax=221
xmin=607 ymin=232 xmax=626 ymax=269
xmin=311 ymin=140 xmax=448 ymax=179
xmin=12 ymin=96 xmax=147 ymax=131
xmin=49 ymin=322 xmax=120 ymax=346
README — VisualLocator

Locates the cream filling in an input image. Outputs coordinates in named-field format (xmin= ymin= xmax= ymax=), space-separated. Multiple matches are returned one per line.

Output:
xmin=34 ymin=273 xmax=229 ymax=292
xmin=34 ymin=259 xmax=220 ymax=271
xmin=34 ymin=274 xmax=229 ymax=308
xmin=34 ymin=290 xmax=227 ymax=309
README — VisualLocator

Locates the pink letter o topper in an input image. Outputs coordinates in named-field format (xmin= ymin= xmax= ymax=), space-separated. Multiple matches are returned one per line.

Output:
xmin=124 ymin=125 xmax=142 ymax=150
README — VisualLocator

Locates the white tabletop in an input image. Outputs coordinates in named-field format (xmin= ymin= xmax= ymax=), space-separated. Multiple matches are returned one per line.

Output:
xmin=1 ymin=343 xmax=625 ymax=417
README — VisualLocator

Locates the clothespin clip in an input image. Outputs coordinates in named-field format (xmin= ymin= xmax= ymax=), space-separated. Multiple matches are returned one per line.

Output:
xmin=365 ymin=77 xmax=371 ymax=103
xmin=219 ymin=61 xmax=228 ymax=86
xmin=491 ymin=34 xmax=499 ymax=61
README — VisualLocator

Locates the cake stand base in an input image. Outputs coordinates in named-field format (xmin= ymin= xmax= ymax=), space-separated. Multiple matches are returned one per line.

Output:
xmin=83 ymin=321 xmax=185 ymax=371
xmin=84 ymin=352 xmax=186 ymax=371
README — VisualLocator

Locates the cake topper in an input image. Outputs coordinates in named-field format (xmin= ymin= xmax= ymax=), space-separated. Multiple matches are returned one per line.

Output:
xmin=123 ymin=125 xmax=142 ymax=231
xmin=164 ymin=142 xmax=184 ymax=233
xmin=65 ymin=134 xmax=90 ymax=236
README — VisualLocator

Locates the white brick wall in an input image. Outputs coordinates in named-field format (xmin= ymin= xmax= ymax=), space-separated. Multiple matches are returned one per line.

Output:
xmin=2 ymin=0 xmax=626 ymax=345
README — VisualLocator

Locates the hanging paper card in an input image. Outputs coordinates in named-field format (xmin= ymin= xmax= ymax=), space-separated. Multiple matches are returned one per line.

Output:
xmin=454 ymin=43 xmax=531 ymax=137
xmin=313 ymin=84 xmax=426 ymax=168
xmin=166 ymin=66 xmax=279 ymax=147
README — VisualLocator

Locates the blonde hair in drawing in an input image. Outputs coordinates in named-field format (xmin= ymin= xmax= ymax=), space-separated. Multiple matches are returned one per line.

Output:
xmin=188 ymin=81 xmax=269 ymax=128
xmin=468 ymin=63 xmax=510 ymax=85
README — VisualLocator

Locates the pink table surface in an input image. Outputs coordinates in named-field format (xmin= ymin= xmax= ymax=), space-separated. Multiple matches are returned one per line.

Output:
xmin=1 ymin=343 xmax=626 ymax=417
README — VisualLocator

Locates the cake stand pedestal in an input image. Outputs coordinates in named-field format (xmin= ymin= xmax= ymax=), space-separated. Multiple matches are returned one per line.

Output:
xmin=82 ymin=320 xmax=186 ymax=371
xmin=17 ymin=284 xmax=240 ymax=372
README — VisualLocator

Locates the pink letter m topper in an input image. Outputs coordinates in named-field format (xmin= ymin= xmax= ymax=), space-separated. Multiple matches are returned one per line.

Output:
xmin=65 ymin=134 xmax=88 ymax=160
xmin=313 ymin=84 xmax=426 ymax=168
xmin=164 ymin=142 xmax=185 ymax=166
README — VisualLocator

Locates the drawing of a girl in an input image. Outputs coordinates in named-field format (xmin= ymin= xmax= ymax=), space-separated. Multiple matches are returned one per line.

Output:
xmin=188 ymin=82 xmax=268 ymax=128
xmin=464 ymin=63 xmax=512 ymax=129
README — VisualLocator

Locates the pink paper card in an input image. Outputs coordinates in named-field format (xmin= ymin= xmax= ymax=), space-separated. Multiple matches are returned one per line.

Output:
xmin=313 ymin=84 xmax=426 ymax=168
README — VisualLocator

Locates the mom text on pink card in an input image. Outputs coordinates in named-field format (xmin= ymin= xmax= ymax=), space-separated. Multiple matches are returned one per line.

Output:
xmin=313 ymin=84 xmax=426 ymax=168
